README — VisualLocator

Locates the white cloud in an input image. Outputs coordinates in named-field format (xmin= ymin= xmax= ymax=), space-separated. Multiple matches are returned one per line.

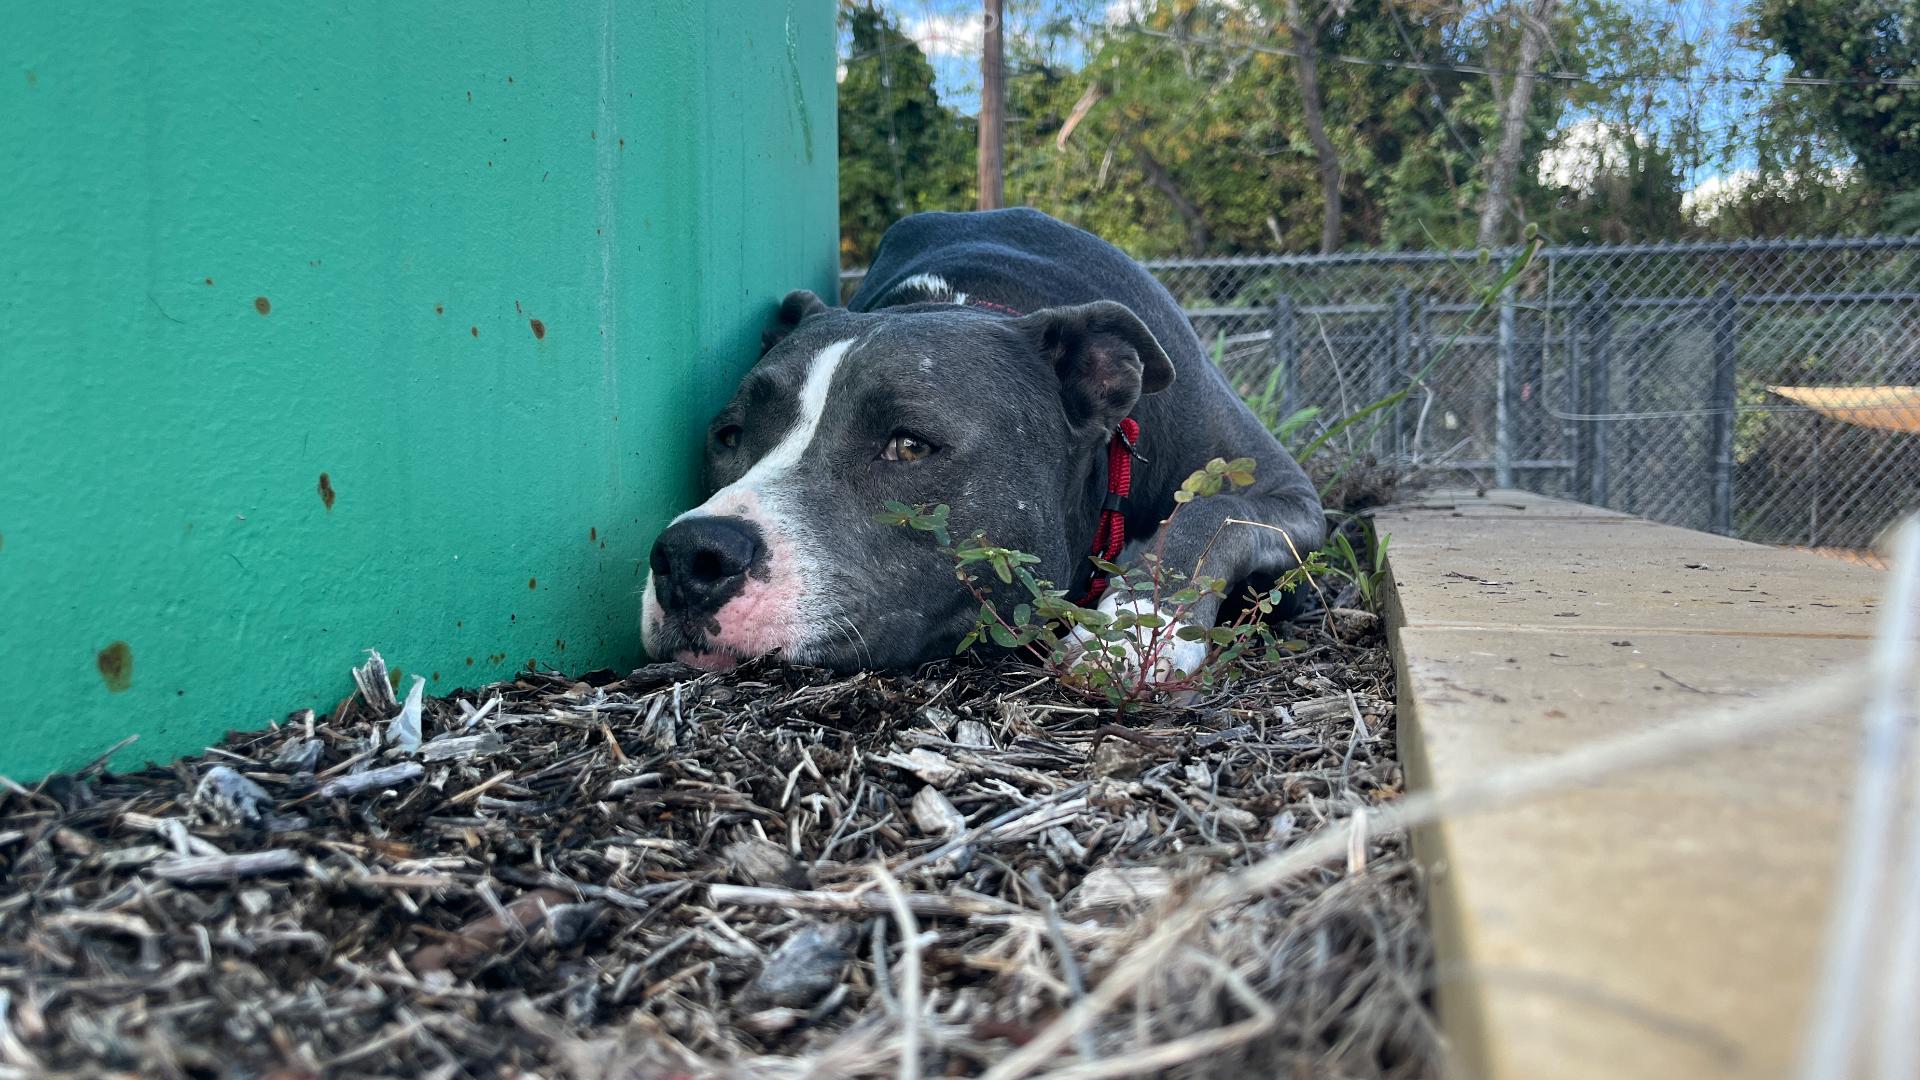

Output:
xmin=1536 ymin=118 xmax=1645 ymax=192
xmin=903 ymin=12 xmax=986 ymax=59
xmin=1102 ymin=0 xmax=1151 ymax=25
xmin=1680 ymin=169 xmax=1756 ymax=219
xmin=1679 ymin=162 xmax=1857 ymax=221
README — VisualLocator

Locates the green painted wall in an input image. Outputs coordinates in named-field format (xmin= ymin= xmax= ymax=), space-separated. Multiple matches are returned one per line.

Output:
xmin=1 ymin=2 xmax=837 ymax=779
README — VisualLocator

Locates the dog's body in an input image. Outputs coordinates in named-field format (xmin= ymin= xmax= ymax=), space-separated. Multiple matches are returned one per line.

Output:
xmin=643 ymin=208 xmax=1324 ymax=672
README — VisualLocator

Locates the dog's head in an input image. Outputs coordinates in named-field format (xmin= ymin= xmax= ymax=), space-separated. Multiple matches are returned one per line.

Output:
xmin=641 ymin=289 xmax=1175 ymax=671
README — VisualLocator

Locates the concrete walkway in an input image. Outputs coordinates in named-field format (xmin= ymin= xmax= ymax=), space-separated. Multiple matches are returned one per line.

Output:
xmin=1377 ymin=489 xmax=1888 ymax=1080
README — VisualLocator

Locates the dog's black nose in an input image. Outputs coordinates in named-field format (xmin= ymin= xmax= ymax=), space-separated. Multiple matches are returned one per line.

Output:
xmin=649 ymin=516 xmax=764 ymax=616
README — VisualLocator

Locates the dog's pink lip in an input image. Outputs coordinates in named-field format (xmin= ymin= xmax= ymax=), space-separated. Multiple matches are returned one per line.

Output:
xmin=675 ymin=647 xmax=743 ymax=672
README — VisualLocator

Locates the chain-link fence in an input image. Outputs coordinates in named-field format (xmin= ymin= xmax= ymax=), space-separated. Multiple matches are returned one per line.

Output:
xmin=845 ymin=235 xmax=1920 ymax=559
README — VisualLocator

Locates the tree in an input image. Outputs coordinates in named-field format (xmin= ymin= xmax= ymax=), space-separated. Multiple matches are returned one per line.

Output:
xmin=832 ymin=0 xmax=1869 ymax=265
xmin=1757 ymin=0 xmax=1920 ymax=193
xmin=1285 ymin=0 xmax=1345 ymax=253
xmin=1477 ymin=0 xmax=1558 ymax=247
xmin=837 ymin=3 xmax=975 ymax=265
xmin=1687 ymin=81 xmax=1873 ymax=238
xmin=1021 ymin=0 xmax=1481 ymax=257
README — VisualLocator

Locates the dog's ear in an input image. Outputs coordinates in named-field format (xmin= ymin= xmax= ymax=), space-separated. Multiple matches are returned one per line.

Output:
xmin=1017 ymin=301 xmax=1176 ymax=439
xmin=762 ymin=289 xmax=830 ymax=355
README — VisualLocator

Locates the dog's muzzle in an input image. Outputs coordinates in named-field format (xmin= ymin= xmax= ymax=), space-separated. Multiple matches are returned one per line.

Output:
xmin=648 ymin=515 xmax=766 ymax=620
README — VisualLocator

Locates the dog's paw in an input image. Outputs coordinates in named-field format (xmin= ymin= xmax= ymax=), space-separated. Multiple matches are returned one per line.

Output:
xmin=1063 ymin=595 xmax=1208 ymax=684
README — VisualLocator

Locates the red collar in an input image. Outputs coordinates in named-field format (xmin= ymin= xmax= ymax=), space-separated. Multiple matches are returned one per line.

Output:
xmin=1074 ymin=417 xmax=1141 ymax=607
xmin=964 ymin=296 xmax=1025 ymax=317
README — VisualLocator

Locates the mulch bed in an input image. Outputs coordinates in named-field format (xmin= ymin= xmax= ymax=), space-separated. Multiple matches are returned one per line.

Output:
xmin=0 ymin=607 xmax=1435 ymax=1079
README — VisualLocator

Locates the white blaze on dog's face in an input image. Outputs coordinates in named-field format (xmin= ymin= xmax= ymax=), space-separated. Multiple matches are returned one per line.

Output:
xmin=641 ymin=289 xmax=1173 ymax=671
xmin=641 ymin=333 xmax=856 ymax=670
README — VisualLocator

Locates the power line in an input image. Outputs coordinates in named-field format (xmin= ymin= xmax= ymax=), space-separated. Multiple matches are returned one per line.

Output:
xmin=1124 ymin=25 xmax=1920 ymax=90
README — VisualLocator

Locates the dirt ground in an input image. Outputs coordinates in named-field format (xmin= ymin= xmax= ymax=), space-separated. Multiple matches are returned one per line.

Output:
xmin=0 ymin=591 xmax=1435 ymax=1079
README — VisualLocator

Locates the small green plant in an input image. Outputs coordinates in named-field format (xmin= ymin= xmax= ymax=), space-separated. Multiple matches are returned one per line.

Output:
xmin=1270 ymin=405 xmax=1325 ymax=456
xmin=879 ymin=459 xmax=1327 ymax=712
xmin=1324 ymin=520 xmax=1390 ymax=610
xmin=1235 ymin=330 xmax=1325 ymax=449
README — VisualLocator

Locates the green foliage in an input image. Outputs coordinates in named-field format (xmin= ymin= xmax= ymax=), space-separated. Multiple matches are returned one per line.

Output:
xmin=1173 ymin=455 xmax=1257 ymax=503
xmin=875 ymin=500 xmax=951 ymax=545
xmin=834 ymin=0 xmax=1893 ymax=262
xmin=1269 ymin=406 xmax=1324 ymax=455
xmin=1237 ymin=333 xmax=1326 ymax=446
xmin=1324 ymin=520 xmax=1390 ymax=610
xmin=1007 ymin=0 xmax=1488 ymax=256
xmin=837 ymin=3 xmax=975 ymax=266
xmin=1756 ymin=0 xmax=1920 ymax=194
xmin=1509 ymin=0 xmax=1706 ymax=245
xmin=882 ymin=458 xmax=1327 ymax=712
xmin=1688 ymin=78 xmax=1877 ymax=237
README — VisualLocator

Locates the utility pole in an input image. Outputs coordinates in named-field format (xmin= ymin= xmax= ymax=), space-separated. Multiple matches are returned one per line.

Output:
xmin=978 ymin=0 xmax=1005 ymax=210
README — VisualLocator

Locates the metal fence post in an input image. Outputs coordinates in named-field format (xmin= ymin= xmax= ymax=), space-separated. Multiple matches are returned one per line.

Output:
xmin=1587 ymin=280 xmax=1614 ymax=507
xmin=1569 ymin=291 xmax=1591 ymax=501
xmin=1268 ymin=292 xmax=1298 ymax=419
xmin=1518 ymin=301 xmax=1543 ymax=467
xmin=1407 ymin=295 xmax=1428 ymax=458
xmin=1385 ymin=286 xmax=1411 ymax=456
xmin=1496 ymin=285 xmax=1516 ymax=490
xmin=1708 ymin=284 xmax=1738 ymax=535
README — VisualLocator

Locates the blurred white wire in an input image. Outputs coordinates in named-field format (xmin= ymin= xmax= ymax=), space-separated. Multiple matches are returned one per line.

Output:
xmin=1796 ymin=515 xmax=1920 ymax=1080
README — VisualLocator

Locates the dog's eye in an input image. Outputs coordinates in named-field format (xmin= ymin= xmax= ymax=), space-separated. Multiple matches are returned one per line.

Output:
xmin=714 ymin=425 xmax=743 ymax=449
xmin=881 ymin=431 xmax=936 ymax=462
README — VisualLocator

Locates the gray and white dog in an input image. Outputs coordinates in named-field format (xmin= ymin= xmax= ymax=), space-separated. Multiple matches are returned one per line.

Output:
xmin=642 ymin=208 xmax=1324 ymax=673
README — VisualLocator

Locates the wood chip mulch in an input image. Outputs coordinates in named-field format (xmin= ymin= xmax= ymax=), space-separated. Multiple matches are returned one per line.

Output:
xmin=0 ymin=613 xmax=1437 ymax=1080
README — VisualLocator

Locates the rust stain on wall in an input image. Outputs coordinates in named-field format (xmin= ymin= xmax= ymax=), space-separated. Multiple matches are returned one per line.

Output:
xmin=96 ymin=642 xmax=133 ymax=693
xmin=317 ymin=472 xmax=336 ymax=510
